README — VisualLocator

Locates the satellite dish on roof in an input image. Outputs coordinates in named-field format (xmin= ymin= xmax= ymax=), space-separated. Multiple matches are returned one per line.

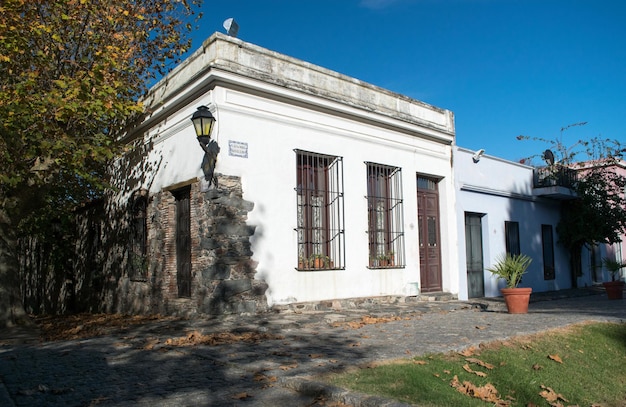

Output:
xmin=543 ymin=149 xmax=555 ymax=165
xmin=223 ymin=18 xmax=239 ymax=37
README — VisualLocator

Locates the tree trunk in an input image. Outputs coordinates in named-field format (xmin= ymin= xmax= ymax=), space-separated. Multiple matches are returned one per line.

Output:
xmin=0 ymin=207 xmax=32 ymax=328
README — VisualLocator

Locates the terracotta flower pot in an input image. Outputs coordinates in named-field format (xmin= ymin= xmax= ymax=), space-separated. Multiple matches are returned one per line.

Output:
xmin=500 ymin=287 xmax=532 ymax=314
xmin=603 ymin=281 xmax=624 ymax=300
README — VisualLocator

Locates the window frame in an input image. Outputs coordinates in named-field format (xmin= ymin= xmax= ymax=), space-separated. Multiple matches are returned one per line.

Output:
xmin=504 ymin=221 xmax=521 ymax=256
xmin=295 ymin=150 xmax=345 ymax=270
xmin=366 ymin=162 xmax=405 ymax=268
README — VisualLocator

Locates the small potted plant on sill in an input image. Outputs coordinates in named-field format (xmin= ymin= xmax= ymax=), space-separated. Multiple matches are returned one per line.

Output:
xmin=372 ymin=251 xmax=395 ymax=268
xmin=487 ymin=253 xmax=533 ymax=314
xmin=298 ymin=255 xmax=310 ymax=270
xmin=377 ymin=254 xmax=389 ymax=267
xmin=310 ymin=253 xmax=331 ymax=269
xmin=602 ymin=257 xmax=625 ymax=300
xmin=382 ymin=252 xmax=396 ymax=267
xmin=369 ymin=256 xmax=377 ymax=268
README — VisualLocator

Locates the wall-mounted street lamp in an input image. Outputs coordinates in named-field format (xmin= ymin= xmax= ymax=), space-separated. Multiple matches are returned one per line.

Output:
xmin=191 ymin=105 xmax=220 ymax=188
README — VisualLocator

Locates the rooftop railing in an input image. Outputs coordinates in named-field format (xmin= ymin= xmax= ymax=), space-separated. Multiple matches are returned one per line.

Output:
xmin=533 ymin=165 xmax=578 ymax=189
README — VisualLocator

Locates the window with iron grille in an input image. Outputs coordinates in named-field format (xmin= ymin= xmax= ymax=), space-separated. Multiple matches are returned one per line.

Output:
xmin=505 ymin=221 xmax=520 ymax=256
xmin=129 ymin=193 xmax=148 ymax=281
xmin=366 ymin=162 xmax=405 ymax=268
xmin=295 ymin=150 xmax=344 ymax=270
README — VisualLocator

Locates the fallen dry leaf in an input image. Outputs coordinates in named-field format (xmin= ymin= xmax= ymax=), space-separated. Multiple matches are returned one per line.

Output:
xmin=532 ymin=364 xmax=543 ymax=370
xmin=334 ymin=315 xmax=402 ymax=329
xmin=252 ymin=373 xmax=276 ymax=382
xmin=163 ymin=330 xmax=284 ymax=347
xmin=475 ymin=325 xmax=487 ymax=330
xmin=141 ymin=338 xmax=161 ymax=350
xmin=539 ymin=385 xmax=569 ymax=405
xmin=279 ymin=363 xmax=298 ymax=371
xmin=35 ymin=313 xmax=181 ymax=342
xmin=458 ymin=347 xmax=479 ymax=357
xmin=548 ymin=354 xmax=563 ymax=363
xmin=466 ymin=357 xmax=495 ymax=370
xmin=462 ymin=363 xmax=488 ymax=377
xmin=231 ymin=392 xmax=252 ymax=400
xmin=413 ymin=360 xmax=428 ymax=365
xmin=475 ymin=371 xmax=488 ymax=378
xmin=450 ymin=375 xmax=510 ymax=406
xmin=253 ymin=373 xmax=264 ymax=381
xmin=264 ymin=375 xmax=278 ymax=383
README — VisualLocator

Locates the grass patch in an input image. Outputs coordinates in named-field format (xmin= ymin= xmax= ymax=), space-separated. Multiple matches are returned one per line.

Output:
xmin=326 ymin=322 xmax=626 ymax=406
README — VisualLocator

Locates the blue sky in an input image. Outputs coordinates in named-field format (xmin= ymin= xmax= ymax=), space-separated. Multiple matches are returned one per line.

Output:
xmin=189 ymin=0 xmax=625 ymax=163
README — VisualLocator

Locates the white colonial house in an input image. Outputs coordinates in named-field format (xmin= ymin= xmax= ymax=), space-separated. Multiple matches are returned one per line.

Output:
xmin=87 ymin=32 xmax=462 ymax=315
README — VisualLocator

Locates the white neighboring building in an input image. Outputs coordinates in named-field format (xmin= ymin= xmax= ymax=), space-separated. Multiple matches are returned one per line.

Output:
xmin=98 ymin=32 xmax=461 ymax=315
xmin=453 ymin=147 xmax=593 ymax=300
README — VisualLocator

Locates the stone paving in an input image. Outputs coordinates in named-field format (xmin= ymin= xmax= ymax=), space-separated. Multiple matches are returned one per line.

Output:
xmin=0 ymin=289 xmax=624 ymax=407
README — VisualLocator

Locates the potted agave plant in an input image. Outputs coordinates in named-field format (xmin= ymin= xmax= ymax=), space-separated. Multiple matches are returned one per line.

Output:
xmin=487 ymin=253 xmax=533 ymax=314
xmin=602 ymin=258 xmax=625 ymax=300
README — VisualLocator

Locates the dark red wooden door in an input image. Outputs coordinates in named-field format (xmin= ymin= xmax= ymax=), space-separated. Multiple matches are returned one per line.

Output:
xmin=417 ymin=177 xmax=442 ymax=292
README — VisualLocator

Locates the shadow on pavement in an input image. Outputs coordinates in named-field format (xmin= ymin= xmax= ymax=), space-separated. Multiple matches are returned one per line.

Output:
xmin=0 ymin=319 xmax=370 ymax=406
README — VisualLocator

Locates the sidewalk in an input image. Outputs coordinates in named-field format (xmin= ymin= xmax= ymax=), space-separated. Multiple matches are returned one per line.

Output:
xmin=0 ymin=288 xmax=623 ymax=407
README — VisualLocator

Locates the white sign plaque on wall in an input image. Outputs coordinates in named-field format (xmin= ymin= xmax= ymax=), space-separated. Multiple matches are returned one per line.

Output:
xmin=228 ymin=140 xmax=248 ymax=158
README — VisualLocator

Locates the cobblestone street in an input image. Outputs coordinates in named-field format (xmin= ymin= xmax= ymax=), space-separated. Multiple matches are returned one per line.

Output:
xmin=1 ymin=290 xmax=624 ymax=406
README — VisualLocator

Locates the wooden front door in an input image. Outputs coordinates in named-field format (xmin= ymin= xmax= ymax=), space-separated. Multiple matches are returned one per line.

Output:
xmin=174 ymin=186 xmax=192 ymax=298
xmin=417 ymin=176 xmax=442 ymax=292
xmin=465 ymin=212 xmax=485 ymax=298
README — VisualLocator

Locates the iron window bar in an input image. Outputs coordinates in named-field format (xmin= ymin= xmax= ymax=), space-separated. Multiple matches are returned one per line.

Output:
xmin=365 ymin=162 xmax=405 ymax=269
xmin=295 ymin=149 xmax=345 ymax=270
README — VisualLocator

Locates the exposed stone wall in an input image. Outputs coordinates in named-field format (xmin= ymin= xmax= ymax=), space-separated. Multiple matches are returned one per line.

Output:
xmin=21 ymin=174 xmax=269 ymax=317
xmin=114 ymin=175 xmax=268 ymax=317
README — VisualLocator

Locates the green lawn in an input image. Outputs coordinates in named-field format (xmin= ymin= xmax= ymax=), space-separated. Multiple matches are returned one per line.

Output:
xmin=326 ymin=322 xmax=626 ymax=406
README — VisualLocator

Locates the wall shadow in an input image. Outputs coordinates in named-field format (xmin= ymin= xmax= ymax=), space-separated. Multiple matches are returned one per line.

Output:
xmin=0 ymin=320 xmax=371 ymax=406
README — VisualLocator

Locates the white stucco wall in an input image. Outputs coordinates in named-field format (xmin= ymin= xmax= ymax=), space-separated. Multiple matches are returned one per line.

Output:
xmin=454 ymin=147 xmax=588 ymax=300
xmin=121 ymin=33 xmax=460 ymax=306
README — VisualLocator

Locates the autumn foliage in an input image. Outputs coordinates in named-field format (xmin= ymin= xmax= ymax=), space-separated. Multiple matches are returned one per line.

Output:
xmin=0 ymin=0 xmax=201 ymax=197
xmin=0 ymin=0 xmax=202 ymax=326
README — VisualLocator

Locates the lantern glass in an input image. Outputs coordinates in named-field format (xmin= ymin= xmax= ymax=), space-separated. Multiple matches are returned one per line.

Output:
xmin=191 ymin=106 xmax=216 ymax=138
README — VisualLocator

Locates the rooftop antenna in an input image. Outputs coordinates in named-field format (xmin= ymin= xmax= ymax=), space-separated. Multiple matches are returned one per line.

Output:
xmin=223 ymin=18 xmax=239 ymax=38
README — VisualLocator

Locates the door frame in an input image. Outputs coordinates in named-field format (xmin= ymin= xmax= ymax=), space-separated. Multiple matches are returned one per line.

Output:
xmin=417 ymin=175 xmax=443 ymax=293
xmin=464 ymin=212 xmax=485 ymax=298
xmin=173 ymin=186 xmax=192 ymax=298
